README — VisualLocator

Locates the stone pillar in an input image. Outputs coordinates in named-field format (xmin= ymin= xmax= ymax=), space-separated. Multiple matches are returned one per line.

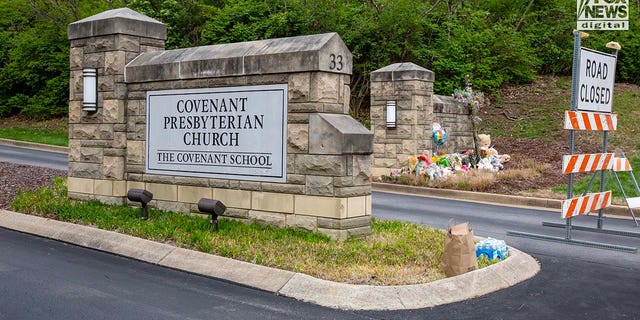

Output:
xmin=67 ymin=8 xmax=166 ymax=204
xmin=370 ymin=63 xmax=435 ymax=177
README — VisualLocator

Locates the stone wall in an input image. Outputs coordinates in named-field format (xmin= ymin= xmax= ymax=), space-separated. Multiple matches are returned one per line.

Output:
xmin=67 ymin=8 xmax=373 ymax=239
xmin=370 ymin=63 xmax=473 ymax=177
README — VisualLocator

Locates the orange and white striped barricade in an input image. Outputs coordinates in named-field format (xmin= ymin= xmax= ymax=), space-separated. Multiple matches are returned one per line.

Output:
xmin=561 ymin=191 xmax=612 ymax=219
xmin=564 ymin=111 xmax=617 ymax=131
xmin=611 ymin=155 xmax=640 ymax=226
xmin=562 ymin=153 xmax=615 ymax=174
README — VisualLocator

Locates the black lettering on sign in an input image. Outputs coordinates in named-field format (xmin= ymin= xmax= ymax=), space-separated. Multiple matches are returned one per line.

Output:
xmin=329 ymin=54 xmax=344 ymax=71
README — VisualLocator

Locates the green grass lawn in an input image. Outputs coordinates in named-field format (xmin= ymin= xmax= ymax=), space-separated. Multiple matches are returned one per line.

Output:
xmin=0 ymin=116 xmax=68 ymax=146
xmin=11 ymin=178 xmax=499 ymax=286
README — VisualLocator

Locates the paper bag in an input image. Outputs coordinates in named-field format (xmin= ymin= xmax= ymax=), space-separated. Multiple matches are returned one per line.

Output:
xmin=440 ymin=222 xmax=478 ymax=277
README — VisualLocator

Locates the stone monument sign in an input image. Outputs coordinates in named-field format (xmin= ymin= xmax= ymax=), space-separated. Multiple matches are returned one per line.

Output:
xmin=67 ymin=8 xmax=373 ymax=239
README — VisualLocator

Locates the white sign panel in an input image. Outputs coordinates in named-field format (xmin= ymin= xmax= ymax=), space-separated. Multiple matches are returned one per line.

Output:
xmin=577 ymin=48 xmax=616 ymax=113
xmin=577 ymin=0 xmax=628 ymax=31
xmin=146 ymin=84 xmax=287 ymax=182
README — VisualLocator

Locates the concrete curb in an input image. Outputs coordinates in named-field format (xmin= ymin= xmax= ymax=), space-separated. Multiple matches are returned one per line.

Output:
xmin=0 ymin=138 xmax=68 ymax=154
xmin=0 ymin=209 xmax=540 ymax=310
xmin=373 ymin=182 xmax=635 ymax=218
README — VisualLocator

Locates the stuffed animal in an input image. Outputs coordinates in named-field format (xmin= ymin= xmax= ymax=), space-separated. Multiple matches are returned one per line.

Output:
xmin=477 ymin=134 xmax=510 ymax=166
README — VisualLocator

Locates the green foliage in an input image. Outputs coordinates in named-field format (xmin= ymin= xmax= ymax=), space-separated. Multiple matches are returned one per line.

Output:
xmin=1 ymin=0 xmax=640 ymax=119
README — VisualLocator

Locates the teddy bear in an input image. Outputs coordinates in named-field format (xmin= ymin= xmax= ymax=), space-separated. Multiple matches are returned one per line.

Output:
xmin=477 ymin=134 xmax=510 ymax=168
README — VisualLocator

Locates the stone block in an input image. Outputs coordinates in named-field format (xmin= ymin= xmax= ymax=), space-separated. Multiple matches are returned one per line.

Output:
xmin=127 ymin=181 xmax=145 ymax=191
xmin=289 ymin=103 xmax=323 ymax=113
xmin=70 ymin=162 xmax=102 ymax=179
xmin=310 ymin=72 xmax=340 ymax=103
xmin=68 ymin=192 xmax=93 ymax=201
xmin=143 ymin=174 xmax=175 ymax=184
xmin=146 ymin=183 xmax=178 ymax=201
xmin=352 ymin=155 xmax=372 ymax=185
xmin=72 ymin=124 xmax=99 ymax=140
xmin=178 ymin=185 xmax=212 ymax=204
xmin=251 ymin=192 xmax=294 ymax=213
xmin=260 ymin=183 xmax=304 ymax=194
xmin=295 ymin=154 xmax=345 ymax=176
xmin=175 ymin=177 xmax=209 ymax=187
xmin=67 ymin=177 xmax=94 ymax=194
xmin=208 ymin=179 xmax=230 ymax=189
xmin=222 ymin=208 xmax=249 ymax=219
xmin=95 ymin=195 xmax=125 ymax=206
xmin=115 ymin=34 xmax=141 ymax=52
xmin=127 ymin=140 xmax=145 ymax=164
xmin=287 ymin=123 xmax=309 ymax=153
xmin=317 ymin=228 xmax=348 ymax=240
xmin=103 ymin=99 xmax=125 ymax=123
xmin=308 ymin=113 xmax=373 ymax=155
xmin=347 ymin=196 xmax=367 ymax=218
xmin=69 ymin=101 xmax=82 ymax=123
xmin=348 ymin=226 xmax=371 ymax=238
xmin=248 ymin=210 xmax=286 ymax=227
xmin=104 ymin=148 xmax=126 ymax=157
xmin=214 ymin=188 xmax=251 ymax=209
xmin=104 ymin=51 xmax=126 ymax=75
xmin=288 ymin=73 xmax=310 ymax=102
xmin=402 ymin=139 xmax=417 ymax=155
xmin=155 ymin=201 xmax=190 ymax=214
xmin=294 ymin=195 xmax=347 ymax=219
xmin=113 ymin=132 xmax=127 ymax=149
xmin=67 ymin=8 xmax=167 ymax=41
xmin=285 ymin=215 xmax=317 ymax=231
xmin=342 ymin=84 xmax=350 ymax=113
xmin=68 ymin=140 xmax=81 ymax=162
xmin=365 ymin=195 xmax=372 ymax=215
xmin=103 ymin=156 xmax=125 ymax=179
xmin=373 ymin=158 xmax=396 ymax=168
xmin=334 ymin=186 xmax=370 ymax=197
xmin=83 ymin=52 xmax=104 ymax=69
xmin=286 ymin=174 xmax=305 ymax=185
xmin=98 ymin=74 xmax=115 ymax=92
xmin=333 ymin=176 xmax=354 ymax=188
xmin=305 ymin=176 xmax=334 ymax=196
xmin=322 ymin=103 xmax=344 ymax=113
xmin=370 ymin=63 xmax=434 ymax=82
xmin=113 ymin=180 xmax=127 ymax=197
xmin=317 ymin=216 xmax=371 ymax=229
xmin=94 ymin=179 xmax=113 ymax=196
xmin=70 ymin=47 xmax=83 ymax=70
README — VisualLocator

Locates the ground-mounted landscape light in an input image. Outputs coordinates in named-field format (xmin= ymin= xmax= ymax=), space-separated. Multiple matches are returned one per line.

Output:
xmin=127 ymin=189 xmax=153 ymax=220
xmin=82 ymin=68 xmax=98 ymax=112
xmin=197 ymin=198 xmax=226 ymax=230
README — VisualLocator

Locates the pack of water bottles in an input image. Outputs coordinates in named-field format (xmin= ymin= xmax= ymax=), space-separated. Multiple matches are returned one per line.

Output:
xmin=475 ymin=237 xmax=509 ymax=261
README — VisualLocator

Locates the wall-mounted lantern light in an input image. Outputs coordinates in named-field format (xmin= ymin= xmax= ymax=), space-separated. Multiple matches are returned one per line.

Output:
xmin=127 ymin=189 xmax=153 ymax=220
xmin=386 ymin=100 xmax=396 ymax=128
xmin=82 ymin=68 xmax=98 ymax=112
xmin=197 ymin=198 xmax=227 ymax=230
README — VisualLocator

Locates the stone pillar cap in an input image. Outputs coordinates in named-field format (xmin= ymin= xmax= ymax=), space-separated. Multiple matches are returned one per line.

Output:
xmin=371 ymin=62 xmax=434 ymax=82
xmin=68 ymin=8 xmax=166 ymax=40
xmin=125 ymin=32 xmax=352 ymax=82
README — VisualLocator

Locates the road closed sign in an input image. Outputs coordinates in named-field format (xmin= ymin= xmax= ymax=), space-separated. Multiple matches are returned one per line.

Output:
xmin=578 ymin=48 xmax=616 ymax=113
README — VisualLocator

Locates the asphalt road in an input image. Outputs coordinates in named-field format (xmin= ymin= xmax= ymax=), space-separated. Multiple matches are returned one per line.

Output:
xmin=0 ymin=144 xmax=67 ymax=171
